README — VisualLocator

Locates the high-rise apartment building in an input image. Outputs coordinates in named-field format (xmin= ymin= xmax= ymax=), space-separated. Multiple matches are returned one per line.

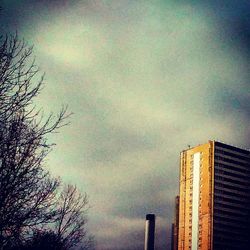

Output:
xmin=171 ymin=196 xmax=179 ymax=250
xmin=176 ymin=140 xmax=250 ymax=250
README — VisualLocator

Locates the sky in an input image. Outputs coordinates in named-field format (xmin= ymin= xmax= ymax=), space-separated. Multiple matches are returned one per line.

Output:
xmin=0 ymin=1 xmax=249 ymax=249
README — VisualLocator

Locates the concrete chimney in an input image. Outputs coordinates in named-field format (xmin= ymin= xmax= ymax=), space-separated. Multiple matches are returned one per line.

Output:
xmin=144 ymin=214 xmax=155 ymax=250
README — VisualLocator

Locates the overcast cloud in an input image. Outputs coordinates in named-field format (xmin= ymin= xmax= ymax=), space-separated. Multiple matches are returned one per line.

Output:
xmin=1 ymin=1 xmax=249 ymax=249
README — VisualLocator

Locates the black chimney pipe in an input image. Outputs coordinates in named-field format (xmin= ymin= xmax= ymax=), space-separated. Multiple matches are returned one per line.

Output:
xmin=144 ymin=214 xmax=155 ymax=250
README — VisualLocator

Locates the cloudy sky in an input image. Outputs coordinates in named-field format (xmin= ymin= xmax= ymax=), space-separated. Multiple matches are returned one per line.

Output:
xmin=1 ymin=1 xmax=249 ymax=249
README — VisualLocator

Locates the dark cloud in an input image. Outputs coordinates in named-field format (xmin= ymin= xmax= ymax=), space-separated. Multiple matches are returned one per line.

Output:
xmin=0 ymin=0 xmax=80 ymax=32
xmin=111 ymin=172 xmax=177 ymax=218
xmin=175 ymin=0 xmax=250 ymax=56
xmin=93 ymin=216 xmax=170 ymax=250
xmin=155 ymin=226 xmax=171 ymax=250
xmin=1 ymin=1 xmax=249 ymax=250
xmin=90 ymin=126 xmax=156 ymax=162
xmin=185 ymin=0 xmax=250 ymax=147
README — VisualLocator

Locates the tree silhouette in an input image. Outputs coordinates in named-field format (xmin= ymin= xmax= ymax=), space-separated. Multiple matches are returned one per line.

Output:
xmin=55 ymin=185 xmax=89 ymax=249
xmin=19 ymin=230 xmax=64 ymax=250
xmin=0 ymin=34 xmax=92 ymax=249
xmin=0 ymin=33 xmax=68 ymax=248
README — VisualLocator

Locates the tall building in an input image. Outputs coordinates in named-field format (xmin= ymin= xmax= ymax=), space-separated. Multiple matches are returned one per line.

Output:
xmin=177 ymin=140 xmax=250 ymax=250
xmin=171 ymin=196 xmax=179 ymax=250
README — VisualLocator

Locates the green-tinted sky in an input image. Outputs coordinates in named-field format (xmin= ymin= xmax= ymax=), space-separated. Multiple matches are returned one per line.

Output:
xmin=1 ymin=1 xmax=249 ymax=249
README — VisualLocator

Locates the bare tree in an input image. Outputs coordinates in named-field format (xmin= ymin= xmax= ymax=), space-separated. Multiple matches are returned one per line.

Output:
xmin=13 ymin=185 xmax=93 ymax=250
xmin=18 ymin=230 xmax=65 ymax=250
xmin=0 ymin=34 xmax=41 ymax=118
xmin=55 ymin=185 xmax=90 ymax=249
xmin=0 ymin=34 xmax=72 ymax=249
xmin=0 ymin=31 xmax=93 ymax=249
